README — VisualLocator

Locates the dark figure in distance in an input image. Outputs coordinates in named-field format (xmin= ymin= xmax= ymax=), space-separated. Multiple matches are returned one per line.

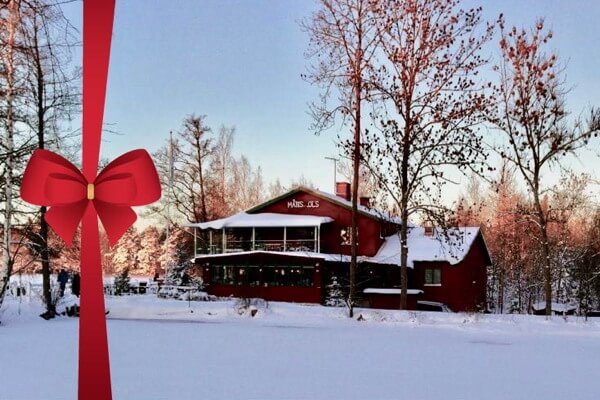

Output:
xmin=71 ymin=273 xmax=80 ymax=297
xmin=57 ymin=269 xmax=69 ymax=297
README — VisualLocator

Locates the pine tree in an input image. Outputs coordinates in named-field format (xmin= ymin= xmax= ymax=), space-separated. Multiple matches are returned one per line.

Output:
xmin=113 ymin=269 xmax=130 ymax=296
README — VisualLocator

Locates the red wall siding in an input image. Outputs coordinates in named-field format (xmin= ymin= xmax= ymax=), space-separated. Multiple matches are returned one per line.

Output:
xmin=207 ymin=284 xmax=322 ymax=304
xmin=413 ymin=235 xmax=488 ymax=312
xmin=365 ymin=293 xmax=420 ymax=310
xmin=255 ymin=191 xmax=385 ymax=256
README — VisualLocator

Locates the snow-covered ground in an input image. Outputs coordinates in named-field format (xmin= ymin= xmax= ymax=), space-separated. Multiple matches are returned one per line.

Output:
xmin=1 ymin=295 xmax=599 ymax=400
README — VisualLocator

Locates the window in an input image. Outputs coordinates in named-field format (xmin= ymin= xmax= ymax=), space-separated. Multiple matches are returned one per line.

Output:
xmin=340 ymin=226 xmax=357 ymax=246
xmin=424 ymin=268 xmax=441 ymax=286
xmin=211 ymin=265 xmax=246 ymax=285
xmin=262 ymin=266 xmax=314 ymax=287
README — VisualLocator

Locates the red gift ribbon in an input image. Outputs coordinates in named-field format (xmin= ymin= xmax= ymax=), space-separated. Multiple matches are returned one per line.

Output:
xmin=20 ymin=1 xmax=160 ymax=399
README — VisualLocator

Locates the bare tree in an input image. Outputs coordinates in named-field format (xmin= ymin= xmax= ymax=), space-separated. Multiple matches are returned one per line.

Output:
xmin=487 ymin=19 xmax=600 ymax=316
xmin=149 ymin=116 xmax=267 ymax=227
xmin=302 ymin=0 xmax=380 ymax=317
xmin=150 ymin=115 xmax=212 ymax=225
xmin=337 ymin=157 xmax=378 ymax=200
xmin=363 ymin=0 xmax=495 ymax=309
xmin=230 ymin=156 xmax=265 ymax=211
xmin=180 ymin=114 xmax=211 ymax=223
xmin=207 ymin=125 xmax=235 ymax=219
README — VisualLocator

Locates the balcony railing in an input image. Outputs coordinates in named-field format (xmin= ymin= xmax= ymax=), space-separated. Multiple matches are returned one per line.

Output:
xmin=194 ymin=226 xmax=321 ymax=256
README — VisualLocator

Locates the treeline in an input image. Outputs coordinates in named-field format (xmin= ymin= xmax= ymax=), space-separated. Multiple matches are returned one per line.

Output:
xmin=6 ymin=225 xmax=193 ymax=277
xmin=454 ymin=169 xmax=600 ymax=313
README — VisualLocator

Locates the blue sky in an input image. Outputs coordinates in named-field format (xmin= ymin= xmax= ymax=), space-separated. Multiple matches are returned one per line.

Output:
xmin=61 ymin=0 xmax=600 ymax=196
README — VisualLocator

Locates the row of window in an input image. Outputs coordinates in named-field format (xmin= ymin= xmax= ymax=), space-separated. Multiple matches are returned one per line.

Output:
xmin=211 ymin=266 xmax=315 ymax=287
xmin=210 ymin=265 xmax=441 ymax=286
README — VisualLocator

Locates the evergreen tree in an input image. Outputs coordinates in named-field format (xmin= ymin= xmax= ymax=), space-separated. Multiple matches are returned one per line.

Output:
xmin=113 ymin=269 xmax=130 ymax=296
xmin=159 ymin=226 xmax=192 ymax=278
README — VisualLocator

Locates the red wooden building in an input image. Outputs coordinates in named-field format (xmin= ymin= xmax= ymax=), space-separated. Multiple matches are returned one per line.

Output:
xmin=188 ymin=183 xmax=491 ymax=311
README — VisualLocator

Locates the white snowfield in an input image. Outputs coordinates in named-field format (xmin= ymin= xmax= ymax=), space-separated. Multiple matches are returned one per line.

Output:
xmin=368 ymin=227 xmax=481 ymax=266
xmin=1 ymin=296 xmax=599 ymax=400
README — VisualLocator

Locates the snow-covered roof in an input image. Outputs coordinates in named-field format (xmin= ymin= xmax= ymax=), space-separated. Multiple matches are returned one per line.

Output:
xmin=363 ymin=288 xmax=424 ymax=295
xmin=243 ymin=186 xmax=412 ymax=227
xmin=309 ymin=188 xmax=407 ymax=225
xmin=366 ymin=227 xmax=481 ymax=267
xmin=185 ymin=213 xmax=334 ymax=230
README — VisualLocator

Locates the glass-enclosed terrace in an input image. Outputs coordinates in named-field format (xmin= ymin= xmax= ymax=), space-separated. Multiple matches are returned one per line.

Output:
xmin=187 ymin=212 xmax=334 ymax=256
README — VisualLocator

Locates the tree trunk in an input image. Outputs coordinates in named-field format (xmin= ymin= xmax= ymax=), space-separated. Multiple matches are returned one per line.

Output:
xmin=533 ymin=189 xmax=552 ymax=317
xmin=195 ymin=137 xmax=208 ymax=222
xmin=33 ymin=23 xmax=54 ymax=314
xmin=399 ymin=119 xmax=411 ymax=310
xmin=0 ymin=0 xmax=19 ymax=312
xmin=399 ymin=207 xmax=408 ymax=310
xmin=348 ymin=48 xmax=362 ymax=319
xmin=498 ymin=269 xmax=504 ymax=313
xmin=40 ymin=208 xmax=53 ymax=312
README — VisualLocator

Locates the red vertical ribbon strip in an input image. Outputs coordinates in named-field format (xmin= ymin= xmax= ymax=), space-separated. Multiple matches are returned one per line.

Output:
xmin=20 ymin=1 xmax=162 ymax=399
xmin=80 ymin=1 xmax=115 ymax=399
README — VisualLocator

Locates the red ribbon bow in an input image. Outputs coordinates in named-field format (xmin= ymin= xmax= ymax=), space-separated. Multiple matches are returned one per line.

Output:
xmin=21 ymin=148 xmax=161 ymax=246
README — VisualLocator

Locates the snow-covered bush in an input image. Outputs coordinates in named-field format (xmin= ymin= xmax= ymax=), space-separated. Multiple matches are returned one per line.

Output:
xmin=157 ymin=284 xmax=215 ymax=302
xmin=157 ymin=286 xmax=179 ymax=299
xmin=55 ymin=294 xmax=79 ymax=316
xmin=179 ymin=289 xmax=210 ymax=301
xmin=235 ymin=298 xmax=268 ymax=316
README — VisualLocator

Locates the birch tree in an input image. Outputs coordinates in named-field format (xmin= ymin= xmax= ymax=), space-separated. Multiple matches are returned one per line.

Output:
xmin=488 ymin=19 xmax=600 ymax=315
xmin=0 ymin=0 xmax=21 ymax=311
xmin=207 ymin=126 xmax=235 ymax=219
